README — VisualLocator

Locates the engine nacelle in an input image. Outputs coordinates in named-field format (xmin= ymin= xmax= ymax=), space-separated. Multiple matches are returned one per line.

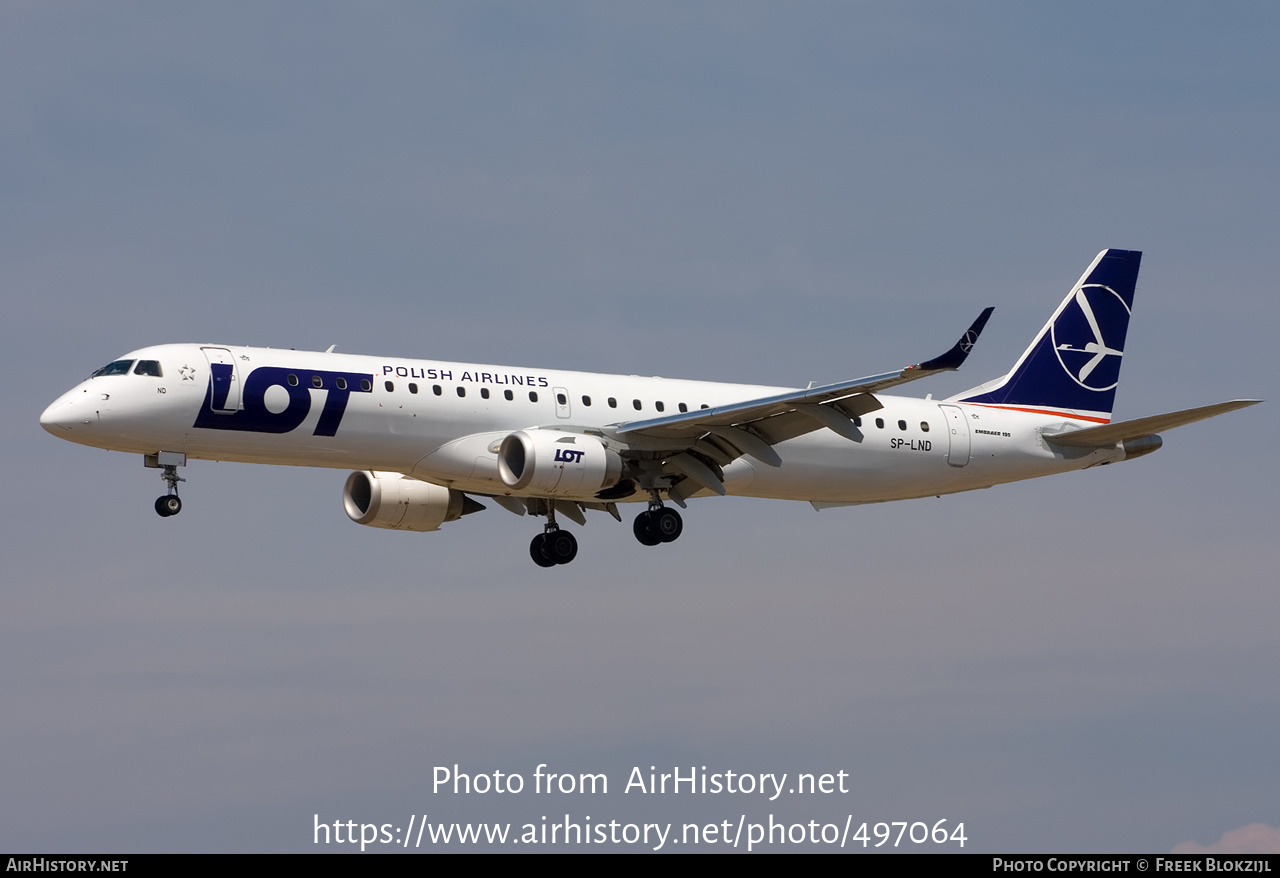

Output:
xmin=343 ymin=471 xmax=467 ymax=532
xmin=497 ymin=430 xmax=624 ymax=499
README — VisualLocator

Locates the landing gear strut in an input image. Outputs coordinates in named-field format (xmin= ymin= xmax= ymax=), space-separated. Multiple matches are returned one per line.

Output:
xmin=529 ymin=502 xmax=578 ymax=567
xmin=633 ymin=494 xmax=682 ymax=546
xmin=155 ymin=464 xmax=184 ymax=518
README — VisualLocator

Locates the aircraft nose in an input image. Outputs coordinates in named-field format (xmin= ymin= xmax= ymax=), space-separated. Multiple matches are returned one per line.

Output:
xmin=40 ymin=392 xmax=84 ymax=435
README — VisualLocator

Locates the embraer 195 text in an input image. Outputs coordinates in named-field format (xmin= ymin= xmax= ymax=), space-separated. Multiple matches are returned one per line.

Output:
xmin=41 ymin=250 xmax=1259 ymax=567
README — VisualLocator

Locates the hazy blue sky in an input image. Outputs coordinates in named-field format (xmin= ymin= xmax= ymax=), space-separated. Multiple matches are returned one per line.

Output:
xmin=4 ymin=1 xmax=1277 ymax=853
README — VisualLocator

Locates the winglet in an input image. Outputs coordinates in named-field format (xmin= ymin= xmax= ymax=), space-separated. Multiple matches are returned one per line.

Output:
xmin=913 ymin=307 xmax=994 ymax=373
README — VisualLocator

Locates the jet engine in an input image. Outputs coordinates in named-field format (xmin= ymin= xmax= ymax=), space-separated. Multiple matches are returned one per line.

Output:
xmin=497 ymin=430 xmax=624 ymax=499
xmin=343 ymin=471 xmax=478 ymax=532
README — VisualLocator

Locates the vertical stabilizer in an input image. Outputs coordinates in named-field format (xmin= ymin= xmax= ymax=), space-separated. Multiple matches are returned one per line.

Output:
xmin=953 ymin=249 xmax=1142 ymax=423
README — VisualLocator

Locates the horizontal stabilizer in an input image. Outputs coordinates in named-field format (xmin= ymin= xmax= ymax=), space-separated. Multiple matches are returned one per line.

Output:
xmin=1043 ymin=399 xmax=1261 ymax=447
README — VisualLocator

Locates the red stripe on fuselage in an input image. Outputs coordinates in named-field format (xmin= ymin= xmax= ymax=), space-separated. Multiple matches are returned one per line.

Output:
xmin=965 ymin=403 xmax=1110 ymax=424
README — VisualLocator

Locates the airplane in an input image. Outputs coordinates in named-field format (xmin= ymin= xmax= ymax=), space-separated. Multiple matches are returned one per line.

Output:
xmin=40 ymin=249 xmax=1259 ymax=567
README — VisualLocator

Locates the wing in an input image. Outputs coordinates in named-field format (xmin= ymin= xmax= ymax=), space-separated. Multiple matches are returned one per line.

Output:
xmin=611 ymin=307 xmax=995 ymax=471
xmin=1042 ymin=399 xmax=1262 ymax=447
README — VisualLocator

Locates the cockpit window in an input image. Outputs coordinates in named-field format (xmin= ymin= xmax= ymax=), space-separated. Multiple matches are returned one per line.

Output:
xmin=92 ymin=360 xmax=134 ymax=377
xmin=133 ymin=360 xmax=163 ymax=377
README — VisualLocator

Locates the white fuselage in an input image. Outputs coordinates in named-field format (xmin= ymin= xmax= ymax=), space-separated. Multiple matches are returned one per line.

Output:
xmin=40 ymin=343 xmax=1121 ymax=506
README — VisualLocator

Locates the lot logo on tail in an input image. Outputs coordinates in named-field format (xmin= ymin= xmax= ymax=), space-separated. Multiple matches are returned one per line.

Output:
xmin=956 ymin=249 xmax=1142 ymax=419
xmin=1051 ymin=284 xmax=1130 ymax=392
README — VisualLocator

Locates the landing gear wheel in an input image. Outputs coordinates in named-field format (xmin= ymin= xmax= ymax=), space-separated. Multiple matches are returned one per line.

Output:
xmin=633 ymin=511 xmax=661 ymax=546
xmin=155 ymin=495 xmax=182 ymax=517
xmin=546 ymin=529 xmax=578 ymax=565
xmin=652 ymin=507 xmax=683 ymax=543
xmin=529 ymin=533 xmax=556 ymax=568
xmin=153 ymin=462 xmax=185 ymax=517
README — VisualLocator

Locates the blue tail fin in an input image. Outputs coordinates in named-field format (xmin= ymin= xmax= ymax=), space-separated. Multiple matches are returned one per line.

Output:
xmin=954 ymin=249 xmax=1142 ymax=423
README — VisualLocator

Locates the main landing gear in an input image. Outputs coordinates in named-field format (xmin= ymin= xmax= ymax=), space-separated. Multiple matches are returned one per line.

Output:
xmin=633 ymin=496 xmax=683 ymax=547
xmin=522 ymin=490 xmax=683 ymax=567
xmin=154 ymin=463 xmax=184 ymax=518
xmin=529 ymin=502 xmax=578 ymax=567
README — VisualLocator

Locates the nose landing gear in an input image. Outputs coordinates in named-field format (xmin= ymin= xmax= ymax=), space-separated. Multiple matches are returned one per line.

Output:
xmin=145 ymin=452 xmax=186 ymax=518
xmin=154 ymin=464 xmax=184 ymax=517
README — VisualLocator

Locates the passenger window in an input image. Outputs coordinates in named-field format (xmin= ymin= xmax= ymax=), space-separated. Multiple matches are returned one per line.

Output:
xmin=457 ymin=387 xmax=466 ymax=397
xmin=529 ymin=391 xmax=539 ymax=403
xmin=608 ymin=397 xmax=617 ymax=408
xmin=921 ymin=421 xmax=930 ymax=432
xmin=313 ymin=375 xmax=324 ymax=388
xmin=633 ymin=399 xmax=642 ymax=410
xmin=433 ymin=385 xmax=442 ymax=395
xmin=288 ymin=374 xmax=299 ymax=386
xmin=655 ymin=401 xmax=665 ymax=412
xmin=853 ymin=416 xmax=862 ymax=427
xmin=875 ymin=418 xmax=884 ymax=429
xmin=582 ymin=395 xmax=592 ymax=406
xmin=360 ymin=379 xmax=371 ymax=392
xmin=481 ymin=388 xmax=490 ymax=399
xmin=384 ymin=381 xmax=394 ymax=392
xmin=336 ymin=377 xmax=348 ymax=390
xmin=898 ymin=420 xmax=907 ymax=431
xmin=678 ymin=403 xmax=688 ymax=413
xmin=556 ymin=392 xmax=566 ymax=405
xmin=408 ymin=383 xmax=417 ymax=394
xmin=701 ymin=404 xmax=709 ymax=409
xmin=504 ymin=390 xmax=513 ymax=401
xmin=133 ymin=360 xmax=162 ymax=377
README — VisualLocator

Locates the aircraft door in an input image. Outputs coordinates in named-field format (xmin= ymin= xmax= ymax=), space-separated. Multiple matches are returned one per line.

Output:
xmin=201 ymin=347 xmax=241 ymax=413
xmin=939 ymin=404 xmax=970 ymax=467
xmin=553 ymin=386 xmax=571 ymax=419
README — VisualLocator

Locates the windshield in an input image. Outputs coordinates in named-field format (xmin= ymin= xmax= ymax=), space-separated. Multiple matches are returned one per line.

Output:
xmin=91 ymin=360 xmax=134 ymax=377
